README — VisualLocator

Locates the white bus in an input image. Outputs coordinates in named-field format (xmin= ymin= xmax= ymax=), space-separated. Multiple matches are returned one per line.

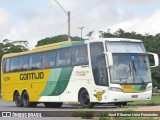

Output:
xmin=1 ymin=38 xmax=159 ymax=108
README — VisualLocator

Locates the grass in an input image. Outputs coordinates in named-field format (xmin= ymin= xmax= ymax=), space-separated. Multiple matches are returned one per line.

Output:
xmin=128 ymin=95 xmax=160 ymax=106
xmin=72 ymin=110 xmax=95 ymax=119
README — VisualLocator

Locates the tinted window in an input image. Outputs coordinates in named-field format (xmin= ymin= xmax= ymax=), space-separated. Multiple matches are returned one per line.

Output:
xmin=2 ymin=58 xmax=10 ymax=73
xmin=74 ymin=45 xmax=88 ymax=65
xmin=20 ymin=55 xmax=30 ymax=71
xmin=42 ymin=51 xmax=56 ymax=69
xmin=57 ymin=48 xmax=72 ymax=66
xmin=10 ymin=57 xmax=20 ymax=72
xmin=30 ymin=53 xmax=42 ymax=70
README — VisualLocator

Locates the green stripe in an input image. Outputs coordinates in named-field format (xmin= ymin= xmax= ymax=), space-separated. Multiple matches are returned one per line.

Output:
xmin=41 ymin=69 xmax=60 ymax=96
xmin=41 ymin=67 xmax=73 ymax=96
xmin=50 ymin=67 xmax=73 ymax=96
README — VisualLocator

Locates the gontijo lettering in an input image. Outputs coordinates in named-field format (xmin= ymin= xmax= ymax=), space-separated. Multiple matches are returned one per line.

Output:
xmin=20 ymin=72 xmax=44 ymax=80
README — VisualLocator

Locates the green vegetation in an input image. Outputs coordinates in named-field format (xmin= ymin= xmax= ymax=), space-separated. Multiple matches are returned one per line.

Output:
xmin=36 ymin=34 xmax=83 ymax=47
xmin=128 ymin=95 xmax=160 ymax=106
xmin=72 ymin=110 xmax=95 ymax=119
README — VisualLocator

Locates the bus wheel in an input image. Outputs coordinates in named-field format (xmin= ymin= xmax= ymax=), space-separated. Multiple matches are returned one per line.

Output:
xmin=14 ymin=92 xmax=23 ymax=107
xmin=79 ymin=89 xmax=94 ymax=108
xmin=22 ymin=91 xmax=31 ymax=107
xmin=44 ymin=102 xmax=63 ymax=108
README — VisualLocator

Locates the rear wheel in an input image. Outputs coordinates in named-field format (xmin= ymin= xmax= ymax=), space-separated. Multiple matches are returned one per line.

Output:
xmin=44 ymin=102 xmax=63 ymax=108
xmin=79 ymin=89 xmax=94 ymax=108
xmin=22 ymin=91 xmax=37 ymax=107
xmin=14 ymin=92 xmax=23 ymax=107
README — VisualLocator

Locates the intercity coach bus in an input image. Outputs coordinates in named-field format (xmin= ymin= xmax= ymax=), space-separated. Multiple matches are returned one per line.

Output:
xmin=1 ymin=38 xmax=159 ymax=108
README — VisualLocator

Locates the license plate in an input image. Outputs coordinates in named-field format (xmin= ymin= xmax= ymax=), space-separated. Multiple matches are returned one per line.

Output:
xmin=132 ymin=95 xmax=138 ymax=98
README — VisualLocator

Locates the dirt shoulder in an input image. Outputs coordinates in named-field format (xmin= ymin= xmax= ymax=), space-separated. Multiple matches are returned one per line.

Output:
xmin=136 ymin=105 xmax=160 ymax=111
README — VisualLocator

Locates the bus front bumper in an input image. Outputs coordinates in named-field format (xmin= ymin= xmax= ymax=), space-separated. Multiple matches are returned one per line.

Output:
xmin=107 ymin=90 xmax=152 ymax=103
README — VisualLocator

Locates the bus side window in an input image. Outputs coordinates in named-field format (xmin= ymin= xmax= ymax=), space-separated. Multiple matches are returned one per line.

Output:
xmin=30 ymin=53 xmax=42 ymax=70
xmin=10 ymin=57 xmax=20 ymax=72
xmin=20 ymin=55 xmax=30 ymax=71
xmin=2 ymin=58 xmax=10 ymax=73
xmin=74 ymin=45 xmax=88 ymax=65
xmin=42 ymin=50 xmax=56 ymax=69
xmin=57 ymin=48 xmax=72 ymax=67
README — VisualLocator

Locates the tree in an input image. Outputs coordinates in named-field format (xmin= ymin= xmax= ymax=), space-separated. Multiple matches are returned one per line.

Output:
xmin=36 ymin=34 xmax=83 ymax=46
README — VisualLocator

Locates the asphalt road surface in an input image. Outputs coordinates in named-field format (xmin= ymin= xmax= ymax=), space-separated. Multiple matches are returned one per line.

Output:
xmin=0 ymin=99 xmax=159 ymax=119
xmin=0 ymin=99 xmax=117 ymax=111
xmin=0 ymin=99 xmax=118 ymax=120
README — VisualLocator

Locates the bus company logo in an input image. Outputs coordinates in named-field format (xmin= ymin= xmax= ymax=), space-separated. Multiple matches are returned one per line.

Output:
xmin=75 ymin=71 xmax=89 ymax=76
xmin=20 ymin=72 xmax=44 ymax=80
xmin=2 ymin=112 xmax=11 ymax=117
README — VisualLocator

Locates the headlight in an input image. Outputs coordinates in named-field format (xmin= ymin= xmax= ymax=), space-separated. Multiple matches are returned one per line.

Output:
xmin=109 ymin=87 xmax=122 ymax=92
xmin=146 ymin=86 xmax=152 ymax=91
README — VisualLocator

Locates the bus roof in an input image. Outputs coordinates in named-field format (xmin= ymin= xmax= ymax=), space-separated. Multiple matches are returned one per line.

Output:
xmin=2 ymin=38 xmax=142 ymax=58
xmin=2 ymin=40 xmax=84 ymax=58
xmin=84 ymin=38 xmax=142 ymax=43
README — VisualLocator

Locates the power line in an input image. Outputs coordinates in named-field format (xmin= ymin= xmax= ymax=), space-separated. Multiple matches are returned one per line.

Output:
xmin=72 ymin=0 xmax=105 ymax=19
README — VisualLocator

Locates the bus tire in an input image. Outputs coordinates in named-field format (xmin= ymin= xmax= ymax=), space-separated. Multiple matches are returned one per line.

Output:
xmin=44 ymin=102 xmax=63 ymax=108
xmin=14 ymin=91 xmax=23 ymax=107
xmin=79 ymin=89 xmax=94 ymax=108
xmin=22 ymin=91 xmax=31 ymax=107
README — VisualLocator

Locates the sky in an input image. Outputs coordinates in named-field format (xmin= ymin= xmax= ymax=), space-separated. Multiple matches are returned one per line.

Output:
xmin=0 ymin=0 xmax=160 ymax=49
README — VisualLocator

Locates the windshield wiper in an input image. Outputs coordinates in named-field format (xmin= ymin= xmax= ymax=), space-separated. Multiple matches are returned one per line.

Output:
xmin=132 ymin=61 xmax=137 ymax=76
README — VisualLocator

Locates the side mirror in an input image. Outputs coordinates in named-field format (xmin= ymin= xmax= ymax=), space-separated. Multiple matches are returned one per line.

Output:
xmin=147 ymin=52 xmax=159 ymax=67
xmin=103 ymin=52 xmax=113 ymax=66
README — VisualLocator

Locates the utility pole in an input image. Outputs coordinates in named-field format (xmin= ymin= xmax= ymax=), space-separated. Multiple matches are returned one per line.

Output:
xmin=54 ymin=0 xmax=71 ymax=41
xmin=78 ymin=26 xmax=85 ymax=39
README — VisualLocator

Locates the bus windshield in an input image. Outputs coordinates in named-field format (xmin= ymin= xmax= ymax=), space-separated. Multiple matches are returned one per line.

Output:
xmin=110 ymin=54 xmax=151 ymax=84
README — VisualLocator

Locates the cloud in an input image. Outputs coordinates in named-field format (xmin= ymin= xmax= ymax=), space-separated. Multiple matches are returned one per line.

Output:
xmin=1 ymin=0 xmax=160 ymax=49
xmin=108 ymin=10 xmax=160 ymax=35
xmin=0 ymin=8 xmax=12 ymax=39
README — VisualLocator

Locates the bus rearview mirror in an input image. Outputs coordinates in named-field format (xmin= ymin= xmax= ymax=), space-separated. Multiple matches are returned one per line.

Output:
xmin=147 ymin=52 xmax=159 ymax=67
xmin=103 ymin=52 xmax=113 ymax=66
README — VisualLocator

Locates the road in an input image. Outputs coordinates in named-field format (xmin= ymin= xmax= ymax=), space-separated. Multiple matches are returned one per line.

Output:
xmin=0 ymin=99 xmax=118 ymax=111
xmin=0 ymin=99 xmax=118 ymax=119
xmin=0 ymin=99 xmax=160 ymax=119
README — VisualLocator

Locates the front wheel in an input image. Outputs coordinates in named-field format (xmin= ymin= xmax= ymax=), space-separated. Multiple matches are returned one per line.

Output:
xmin=79 ymin=89 xmax=94 ymax=108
